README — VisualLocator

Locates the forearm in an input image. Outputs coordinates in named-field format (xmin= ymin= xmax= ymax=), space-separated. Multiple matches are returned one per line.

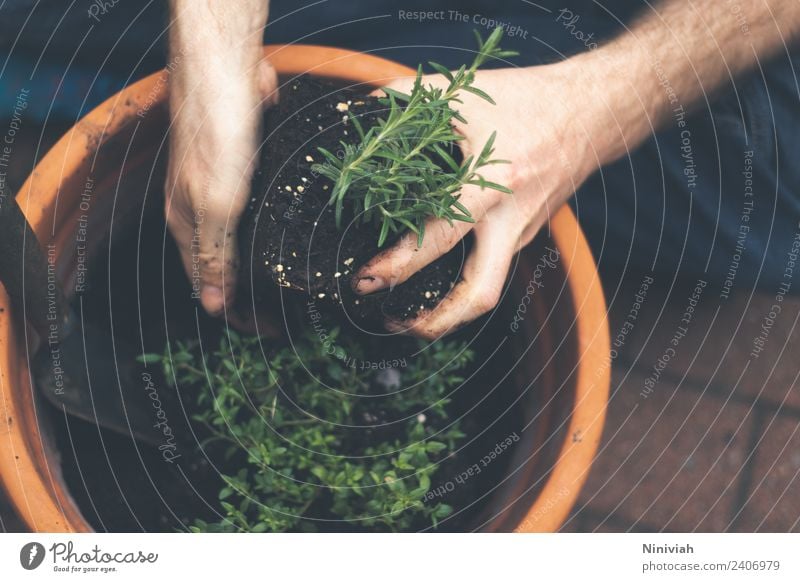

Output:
xmin=572 ymin=0 xmax=800 ymax=166
xmin=168 ymin=1 xmax=269 ymax=118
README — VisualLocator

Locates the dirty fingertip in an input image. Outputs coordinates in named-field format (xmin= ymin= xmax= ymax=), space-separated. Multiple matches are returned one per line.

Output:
xmin=353 ymin=275 xmax=386 ymax=295
xmin=200 ymin=285 xmax=225 ymax=315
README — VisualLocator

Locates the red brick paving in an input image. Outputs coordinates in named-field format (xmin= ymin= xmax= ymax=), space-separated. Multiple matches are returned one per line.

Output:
xmin=731 ymin=411 xmax=800 ymax=532
xmin=607 ymin=272 xmax=800 ymax=411
xmin=574 ymin=271 xmax=800 ymax=532
xmin=574 ymin=368 xmax=755 ymax=531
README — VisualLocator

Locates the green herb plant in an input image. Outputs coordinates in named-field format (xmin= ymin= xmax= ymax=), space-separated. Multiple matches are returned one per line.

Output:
xmin=312 ymin=27 xmax=518 ymax=246
xmin=146 ymin=329 xmax=472 ymax=532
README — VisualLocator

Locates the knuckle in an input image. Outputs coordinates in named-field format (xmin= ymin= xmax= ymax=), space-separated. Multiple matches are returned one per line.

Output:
xmin=432 ymin=221 xmax=465 ymax=253
xmin=196 ymin=249 xmax=239 ymax=287
xmin=196 ymin=250 xmax=223 ymax=275
xmin=498 ymin=165 xmax=521 ymax=192
xmin=164 ymin=199 xmax=190 ymax=234
xmin=164 ymin=176 xmax=200 ymax=224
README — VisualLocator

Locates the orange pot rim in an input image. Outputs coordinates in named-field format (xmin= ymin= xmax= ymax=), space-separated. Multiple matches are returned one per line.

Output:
xmin=0 ymin=44 xmax=610 ymax=533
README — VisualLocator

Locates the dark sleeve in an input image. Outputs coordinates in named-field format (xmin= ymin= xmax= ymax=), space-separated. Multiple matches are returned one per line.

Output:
xmin=0 ymin=0 xmax=169 ymax=74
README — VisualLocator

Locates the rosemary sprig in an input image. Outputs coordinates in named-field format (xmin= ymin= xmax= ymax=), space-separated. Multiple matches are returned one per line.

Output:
xmin=312 ymin=27 xmax=518 ymax=246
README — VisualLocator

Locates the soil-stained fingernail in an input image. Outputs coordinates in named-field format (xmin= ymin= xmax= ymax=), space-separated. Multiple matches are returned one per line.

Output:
xmin=354 ymin=275 xmax=385 ymax=295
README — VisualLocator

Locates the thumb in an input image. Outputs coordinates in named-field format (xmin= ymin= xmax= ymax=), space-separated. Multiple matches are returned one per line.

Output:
xmin=258 ymin=57 xmax=279 ymax=106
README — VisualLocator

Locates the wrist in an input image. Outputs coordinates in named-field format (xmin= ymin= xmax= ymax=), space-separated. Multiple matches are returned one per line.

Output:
xmin=560 ymin=46 xmax=658 ymax=169
xmin=169 ymin=0 xmax=267 ymax=72
xmin=168 ymin=13 xmax=265 ymax=121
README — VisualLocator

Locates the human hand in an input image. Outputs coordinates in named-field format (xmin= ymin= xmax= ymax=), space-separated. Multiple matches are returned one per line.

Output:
xmin=165 ymin=1 xmax=274 ymax=316
xmin=353 ymin=61 xmax=613 ymax=340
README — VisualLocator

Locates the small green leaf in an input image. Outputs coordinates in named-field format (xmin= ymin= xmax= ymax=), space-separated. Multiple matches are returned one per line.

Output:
xmin=450 ymin=213 xmax=475 ymax=223
xmin=378 ymin=217 xmax=391 ymax=247
xmin=425 ymin=441 xmax=448 ymax=453
xmin=461 ymin=85 xmax=495 ymax=105
xmin=451 ymin=199 xmax=472 ymax=217
xmin=428 ymin=61 xmax=454 ymax=82
xmin=382 ymin=86 xmax=411 ymax=103
xmin=478 ymin=180 xmax=513 ymax=194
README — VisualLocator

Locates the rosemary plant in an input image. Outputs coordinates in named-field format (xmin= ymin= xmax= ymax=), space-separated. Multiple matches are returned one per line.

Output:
xmin=312 ymin=27 xmax=518 ymax=246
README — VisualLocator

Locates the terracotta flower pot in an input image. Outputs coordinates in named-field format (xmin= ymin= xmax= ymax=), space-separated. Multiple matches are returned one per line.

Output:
xmin=0 ymin=45 xmax=610 ymax=532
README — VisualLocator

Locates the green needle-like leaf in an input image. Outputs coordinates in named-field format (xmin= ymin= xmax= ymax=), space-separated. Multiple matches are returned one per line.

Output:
xmin=314 ymin=26 xmax=516 ymax=246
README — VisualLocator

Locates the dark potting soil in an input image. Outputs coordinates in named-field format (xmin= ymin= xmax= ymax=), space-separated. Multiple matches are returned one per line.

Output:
xmin=45 ymin=114 xmax=525 ymax=533
xmin=239 ymin=77 xmax=467 ymax=325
